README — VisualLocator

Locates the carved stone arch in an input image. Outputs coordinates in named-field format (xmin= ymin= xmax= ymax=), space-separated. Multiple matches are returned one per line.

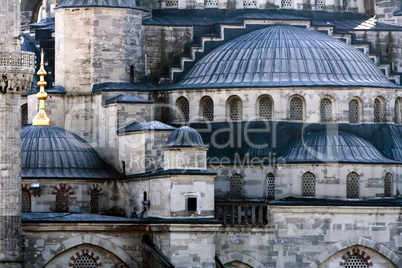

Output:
xmin=33 ymin=234 xmax=140 ymax=268
xmin=220 ymin=252 xmax=266 ymax=268
xmin=309 ymin=236 xmax=401 ymax=268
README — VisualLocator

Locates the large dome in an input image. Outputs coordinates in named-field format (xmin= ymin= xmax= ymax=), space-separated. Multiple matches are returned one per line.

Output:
xmin=22 ymin=125 xmax=117 ymax=178
xmin=177 ymin=25 xmax=397 ymax=89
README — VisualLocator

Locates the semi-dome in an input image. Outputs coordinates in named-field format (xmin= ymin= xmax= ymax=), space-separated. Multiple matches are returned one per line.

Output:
xmin=281 ymin=129 xmax=397 ymax=164
xmin=22 ymin=125 xmax=117 ymax=178
xmin=165 ymin=126 xmax=207 ymax=148
xmin=177 ymin=25 xmax=397 ymax=89
xmin=56 ymin=0 xmax=140 ymax=9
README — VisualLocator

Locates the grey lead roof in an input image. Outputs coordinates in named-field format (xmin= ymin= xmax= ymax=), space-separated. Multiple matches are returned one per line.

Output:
xmin=165 ymin=126 xmax=208 ymax=148
xmin=176 ymin=25 xmax=397 ymax=89
xmin=117 ymin=121 xmax=176 ymax=134
xmin=22 ymin=125 xmax=119 ymax=178
xmin=103 ymin=94 xmax=153 ymax=106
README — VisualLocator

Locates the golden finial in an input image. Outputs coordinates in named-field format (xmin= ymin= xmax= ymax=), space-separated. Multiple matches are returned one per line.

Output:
xmin=32 ymin=50 xmax=51 ymax=126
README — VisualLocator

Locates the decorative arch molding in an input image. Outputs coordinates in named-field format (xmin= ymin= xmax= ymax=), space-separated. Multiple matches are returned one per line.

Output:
xmin=220 ymin=252 xmax=266 ymax=268
xmin=33 ymin=234 xmax=140 ymax=268
xmin=51 ymin=183 xmax=74 ymax=195
xmin=88 ymin=184 xmax=103 ymax=195
xmin=21 ymin=183 xmax=32 ymax=194
xmin=339 ymin=248 xmax=372 ymax=266
xmin=309 ymin=236 xmax=401 ymax=268
xmin=69 ymin=248 xmax=102 ymax=267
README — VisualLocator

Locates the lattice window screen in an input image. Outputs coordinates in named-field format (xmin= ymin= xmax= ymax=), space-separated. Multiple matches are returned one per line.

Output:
xmin=290 ymin=97 xmax=303 ymax=121
xmin=177 ymin=97 xmax=189 ymax=123
xmin=91 ymin=189 xmax=99 ymax=214
xmin=229 ymin=98 xmax=242 ymax=121
xmin=56 ymin=189 xmax=69 ymax=213
xmin=230 ymin=174 xmax=243 ymax=199
xmin=349 ymin=99 xmax=359 ymax=123
xmin=73 ymin=255 xmax=98 ymax=268
xmin=21 ymin=104 xmax=28 ymax=125
xmin=266 ymin=173 xmax=275 ymax=200
xmin=347 ymin=172 xmax=359 ymax=199
xmin=315 ymin=0 xmax=323 ymax=9
xmin=165 ymin=0 xmax=178 ymax=7
xmin=320 ymin=98 xmax=332 ymax=122
xmin=22 ymin=189 xmax=31 ymax=213
xmin=259 ymin=97 xmax=272 ymax=120
xmin=302 ymin=172 xmax=316 ymax=197
xmin=344 ymin=255 xmax=368 ymax=268
xmin=205 ymin=0 xmax=218 ymax=6
xmin=281 ymin=0 xmax=292 ymax=7
xmin=243 ymin=0 xmax=256 ymax=7
xmin=374 ymin=98 xmax=382 ymax=122
xmin=384 ymin=173 xmax=392 ymax=197
xmin=203 ymin=98 xmax=214 ymax=121
xmin=343 ymin=0 xmax=348 ymax=10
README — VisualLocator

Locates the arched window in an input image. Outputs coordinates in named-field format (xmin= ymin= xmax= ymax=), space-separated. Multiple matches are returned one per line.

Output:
xmin=73 ymin=255 xmax=98 ymax=268
xmin=130 ymin=65 xmax=135 ymax=83
xmin=156 ymin=97 xmax=170 ymax=123
xmin=56 ymin=188 xmax=69 ymax=213
xmin=228 ymin=96 xmax=242 ymax=121
xmin=22 ymin=189 xmax=31 ymax=213
xmin=302 ymin=172 xmax=316 ymax=197
xmin=320 ymin=98 xmax=332 ymax=122
xmin=394 ymin=98 xmax=401 ymax=124
xmin=258 ymin=96 xmax=273 ymax=120
xmin=384 ymin=173 xmax=392 ymax=197
xmin=315 ymin=0 xmax=323 ymax=9
xmin=266 ymin=173 xmax=275 ymax=200
xmin=343 ymin=0 xmax=348 ymax=10
xmin=343 ymin=255 xmax=368 ymax=268
xmin=90 ymin=189 xmax=99 ymax=214
xmin=374 ymin=98 xmax=384 ymax=122
xmin=201 ymin=97 xmax=214 ymax=121
xmin=347 ymin=172 xmax=359 ymax=199
xmin=176 ymin=97 xmax=189 ymax=123
xmin=230 ymin=173 xmax=243 ymax=199
xmin=281 ymin=0 xmax=292 ymax=7
xmin=349 ymin=99 xmax=360 ymax=123
xmin=21 ymin=104 xmax=28 ymax=125
xmin=289 ymin=96 xmax=303 ymax=121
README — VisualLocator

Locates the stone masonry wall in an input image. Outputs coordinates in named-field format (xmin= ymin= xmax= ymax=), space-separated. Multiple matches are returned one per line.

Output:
xmin=376 ymin=0 xmax=402 ymax=25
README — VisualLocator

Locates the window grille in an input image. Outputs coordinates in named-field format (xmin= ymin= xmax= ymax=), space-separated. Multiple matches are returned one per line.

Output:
xmin=315 ymin=0 xmax=323 ymax=9
xmin=349 ymin=99 xmax=359 ymax=123
xmin=73 ymin=255 xmax=98 ymax=268
xmin=346 ymin=172 xmax=359 ymax=199
xmin=374 ymin=98 xmax=382 ymax=122
xmin=267 ymin=173 xmax=275 ymax=200
xmin=343 ymin=0 xmax=348 ymax=10
xmin=230 ymin=174 xmax=243 ymax=199
xmin=56 ymin=189 xmax=69 ymax=212
xmin=21 ymin=104 xmax=28 ymax=125
xmin=22 ymin=189 xmax=31 ymax=213
xmin=229 ymin=97 xmax=242 ymax=121
xmin=202 ymin=97 xmax=214 ymax=121
xmin=281 ymin=0 xmax=292 ymax=7
xmin=302 ymin=172 xmax=316 ymax=197
xmin=259 ymin=96 xmax=272 ymax=120
xmin=384 ymin=173 xmax=392 ymax=197
xmin=90 ymin=189 xmax=99 ymax=214
xmin=320 ymin=98 xmax=332 ymax=122
xmin=165 ymin=0 xmax=178 ymax=7
xmin=205 ymin=0 xmax=218 ymax=6
xmin=177 ymin=97 xmax=189 ymax=123
xmin=243 ymin=0 xmax=256 ymax=7
xmin=344 ymin=255 xmax=368 ymax=268
xmin=289 ymin=97 xmax=303 ymax=121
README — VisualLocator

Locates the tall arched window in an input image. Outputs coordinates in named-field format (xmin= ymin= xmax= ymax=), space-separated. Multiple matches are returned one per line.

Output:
xmin=201 ymin=97 xmax=214 ymax=121
xmin=374 ymin=98 xmax=384 ymax=122
xmin=394 ymin=98 xmax=401 ymax=124
xmin=228 ymin=96 xmax=242 ymax=121
xmin=384 ymin=173 xmax=392 ymax=197
xmin=289 ymin=96 xmax=303 ymax=121
xmin=349 ymin=99 xmax=360 ymax=123
xmin=320 ymin=98 xmax=332 ymax=122
xmin=130 ymin=65 xmax=135 ymax=83
xmin=176 ymin=97 xmax=189 ymax=123
xmin=22 ymin=189 xmax=31 ymax=213
xmin=21 ymin=104 xmax=28 ymax=125
xmin=266 ymin=173 xmax=275 ymax=200
xmin=346 ymin=172 xmax=359 ymax=199
xmin=230 ymin=173 xmax=243 ymax=199
xmin=90 ymin=189 xmax=99 ymax=214
xmin=258 ymin=96 xmax=273 ymax=120
xmin=343 ymin=0 xmax=348 ymax=10
xmin=302 ymin=172 xmax=316 ymax=197
xmin=56 ymin=188 xmax=69 ymax=213
xmin=156 ymin=97 xmax=170 ymax=123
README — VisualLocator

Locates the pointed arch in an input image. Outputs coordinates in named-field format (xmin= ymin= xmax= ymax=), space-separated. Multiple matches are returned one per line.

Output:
xmin=33 ymin=234 xmax=140 ymax=268
xmin=309 ymin=236 xmax=401 ymax=267
xmin=220 ymin=252 xmax=266 ymax=268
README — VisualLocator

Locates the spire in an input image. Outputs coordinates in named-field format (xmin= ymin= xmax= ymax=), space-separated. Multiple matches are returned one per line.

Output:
xmin=32 ymin=50 xmax=51 ymax=126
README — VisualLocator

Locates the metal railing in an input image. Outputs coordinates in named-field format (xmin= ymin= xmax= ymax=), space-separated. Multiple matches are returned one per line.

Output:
xmin=215 ymin=203 xmax=268 ymax=226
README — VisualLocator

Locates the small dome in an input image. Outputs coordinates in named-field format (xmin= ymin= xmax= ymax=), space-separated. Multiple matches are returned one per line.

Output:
xmin=56 ymin=0 xmax=140 ymax=9
xmin=177 ymin=25 xmax=397 ymax=89
xmin=281 ymin=129 xmax=397 ymax=164
xmin=165 ymin=126 xmax=207 ymax=148
xmin=22 ymin=125 xmax=117 ymax=178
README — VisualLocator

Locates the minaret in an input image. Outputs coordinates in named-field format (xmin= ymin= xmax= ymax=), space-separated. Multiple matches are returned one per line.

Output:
xmin=0 ymin=0 xmax=35 ymax=266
